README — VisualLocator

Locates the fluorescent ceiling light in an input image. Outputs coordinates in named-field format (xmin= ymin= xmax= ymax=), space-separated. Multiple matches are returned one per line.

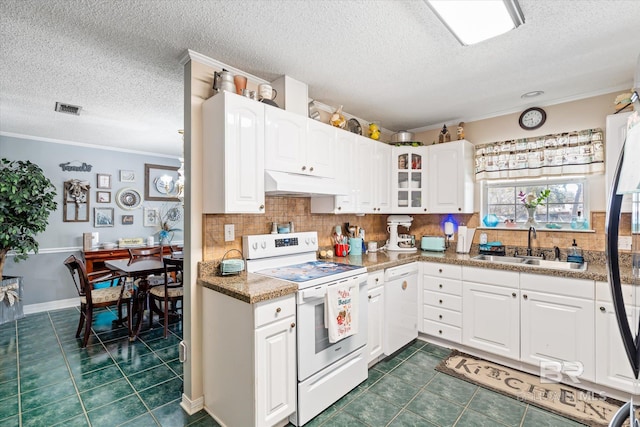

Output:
xmin=426 ymin=0 xmax=524 ymax=45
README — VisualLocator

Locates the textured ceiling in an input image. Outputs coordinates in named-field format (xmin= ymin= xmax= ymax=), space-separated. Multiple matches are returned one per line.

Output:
xmin=1 ymin=0 xmax=639 ymax=157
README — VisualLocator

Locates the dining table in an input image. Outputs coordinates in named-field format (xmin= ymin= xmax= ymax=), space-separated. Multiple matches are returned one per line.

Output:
xmin=105 ymin=255 xmax=183 ymax=340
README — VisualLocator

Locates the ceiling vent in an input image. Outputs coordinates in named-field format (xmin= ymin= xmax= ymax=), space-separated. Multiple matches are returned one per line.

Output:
xmin=55 ymin=102 xmax=82 ymax=115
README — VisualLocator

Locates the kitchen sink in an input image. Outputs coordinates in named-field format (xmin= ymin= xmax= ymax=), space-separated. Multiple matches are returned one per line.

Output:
xmin=522 ymin=258 xmax=587 ymax=271
xmin=471 ymin=255 xmax=524 ymax=264
xmin=471 ymin=254 xmax=587 ymax=271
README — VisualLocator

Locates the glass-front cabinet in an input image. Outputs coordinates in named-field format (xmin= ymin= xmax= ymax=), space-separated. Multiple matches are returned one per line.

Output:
xmin=391 ymin=147 xmax=428 ymax=213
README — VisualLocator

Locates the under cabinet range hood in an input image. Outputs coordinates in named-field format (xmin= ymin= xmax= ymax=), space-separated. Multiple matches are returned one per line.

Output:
xmin=264 ymin=170 xmax=347 ymax=197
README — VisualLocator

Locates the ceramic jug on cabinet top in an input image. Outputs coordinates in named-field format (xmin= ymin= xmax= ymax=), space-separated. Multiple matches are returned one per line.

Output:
xmin=213 ymin=69 xmax=236 ymax=94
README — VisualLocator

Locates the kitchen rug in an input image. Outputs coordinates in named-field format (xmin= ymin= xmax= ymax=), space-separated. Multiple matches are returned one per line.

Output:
xmin=436 ymin=350 xmax=626 ymax=427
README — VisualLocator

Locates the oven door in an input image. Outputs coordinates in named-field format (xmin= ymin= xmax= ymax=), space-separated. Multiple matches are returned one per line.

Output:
xmin=296 ymin=273 xmax=368 ymax=381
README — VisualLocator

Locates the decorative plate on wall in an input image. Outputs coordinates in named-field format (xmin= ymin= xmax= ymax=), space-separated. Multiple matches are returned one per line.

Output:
xmin=116 ymin=187 xmax=142 ymax=210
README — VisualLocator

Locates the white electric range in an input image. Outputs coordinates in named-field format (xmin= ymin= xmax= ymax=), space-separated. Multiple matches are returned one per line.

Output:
xmin=243 ymin=231 xmax=369 ymax=426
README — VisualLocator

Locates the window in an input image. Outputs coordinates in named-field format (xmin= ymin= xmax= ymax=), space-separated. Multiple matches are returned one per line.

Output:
xmin=483 ymin=178 xmax=587 ymax=226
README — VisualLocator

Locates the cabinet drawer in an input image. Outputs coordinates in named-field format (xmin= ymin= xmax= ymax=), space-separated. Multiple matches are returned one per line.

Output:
xmin=520 ymin=273 xmax=593 ymax=299
xmin=422 ymin=262 xmax=462 ymax=280
xmin=423 ymin=306 xmax=461 ymax=327
xmin=423 ymin=320 xmax=461 ymax=343
xmin=423 ymin=290 xmax=461 ymax=312
xmin=255 ymin=295 xmax=295 ymax=328
xmin=423 ymin=277 xmax=462 ymax=296
xmin=367 ymin=270 xmax=384 ymax=290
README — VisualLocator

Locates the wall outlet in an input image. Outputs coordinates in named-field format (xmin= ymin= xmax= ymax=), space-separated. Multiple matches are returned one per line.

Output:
xmin=224 ymin=224 xmax=235 ymax=242
xmin=619 ymin=236 xmax=632 ymax=251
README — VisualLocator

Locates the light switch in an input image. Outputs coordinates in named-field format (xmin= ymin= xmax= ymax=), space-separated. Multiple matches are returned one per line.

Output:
xmin=224 ymin=224 xmax=235 ymax=242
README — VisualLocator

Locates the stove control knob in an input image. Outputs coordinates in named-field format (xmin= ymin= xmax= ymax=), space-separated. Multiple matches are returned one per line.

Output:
xmin=311 ymin=237 xmax=316 ymax=245
xmin=252 ymin=242 xmax=258 ymax=250
xmin=261 ymin=241 xmax=267 ymax=249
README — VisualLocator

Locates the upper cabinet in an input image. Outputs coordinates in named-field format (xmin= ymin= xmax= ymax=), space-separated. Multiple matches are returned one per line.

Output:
xmin=426 ymin=140 xmax=474 ymax=214
xmin=391 ymin=147 xmax=427 ymax=213
xmin=202 ymin=92 xmax=265 ymax=214
xmin=356 ymin=137 xmax=391 ymax=214
xmin=265 ymin=105 xmax=335 ymax=178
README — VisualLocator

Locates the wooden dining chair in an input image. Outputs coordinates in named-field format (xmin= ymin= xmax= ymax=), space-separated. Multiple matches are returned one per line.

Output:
xmin=128 ymin=246 xmax=162 ymax=262
xmin=149 ymin=257 xmax=183 ymax=337
xmin=63 ymin=255 xmax=132 ymax=347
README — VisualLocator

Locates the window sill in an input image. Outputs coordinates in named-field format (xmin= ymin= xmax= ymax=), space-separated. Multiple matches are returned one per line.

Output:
xmin=477 ymin=226 xmax=595 ymax=233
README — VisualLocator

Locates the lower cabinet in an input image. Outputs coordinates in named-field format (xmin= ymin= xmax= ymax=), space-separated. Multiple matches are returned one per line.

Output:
xmin=421 ymin=262 xmax=463 ymax=343
xmin=366 ymin=270 xmax=385 ymax=364
xmin=520 ymin=274 xmax=595 ymax=382
xmin=462 ymin=267 xmax=520 ymax=360
xmin=203 ymin=289 xmax=296 ymax=427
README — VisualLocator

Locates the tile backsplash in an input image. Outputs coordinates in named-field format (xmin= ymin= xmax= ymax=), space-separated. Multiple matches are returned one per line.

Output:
xmin=203 ymin=197 xmax=630 ymax=261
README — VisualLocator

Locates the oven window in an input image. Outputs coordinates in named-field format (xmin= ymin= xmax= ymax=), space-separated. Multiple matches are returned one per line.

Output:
xmin=314 ymin=303 xmax=331 ymax=353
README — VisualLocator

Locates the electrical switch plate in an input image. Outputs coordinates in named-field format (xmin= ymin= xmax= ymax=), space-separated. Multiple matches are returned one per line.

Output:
xmin=224 ymin=224 xmax=235 ymax=242
xmin=619 ymin=236 xmax=632 ymax=251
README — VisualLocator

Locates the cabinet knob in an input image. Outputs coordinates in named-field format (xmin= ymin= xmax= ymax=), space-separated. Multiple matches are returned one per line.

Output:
xmin=439 ymin=314 xmax=443 ymax=319
xmin=375 ymin=278 xmax=379 ymax=282
xmin=438 ymin=330 xmax=442 ymax=334
xmin=290 ymin=322 xmax=296 ymax=328
xmin=309 ymin=166 xmax=314 ymax=172
xmin=337 ymin=206 xmax=342 ymax=210
xmin=458 ymin=207 xmax=462 ymax=212
xmin=368 ymin=295 xmax=372 ymax=300
xmin=301 ymin=166 xmax=307 ymax=171
xmin=439 ymin=299 xmax=443 ymax=304
xmin=438 ymin=269 xmax=443 ymax=273
xmin=439 ymin=284 xmax=443 ymax=288
xmin=523 ymin=294 xmax=528 ymax=300
xmin=423 ymin=208 xmax=427 ymax=212
xmin=259 ymin=204 xmax=264 ymax=210
xmin=512 ymin=292 xmax=516 ymax=298
xmin=402 ymin=281 xmax=408 ymax=290
xmin=600 ymin=306 xmax=606 ymax=312
xmin=276 ymin=307 xmax=281 ymax=313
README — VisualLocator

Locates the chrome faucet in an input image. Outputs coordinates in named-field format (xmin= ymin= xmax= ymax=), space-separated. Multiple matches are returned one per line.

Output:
xmin=527 ymin=227 xmax=537 ymax=256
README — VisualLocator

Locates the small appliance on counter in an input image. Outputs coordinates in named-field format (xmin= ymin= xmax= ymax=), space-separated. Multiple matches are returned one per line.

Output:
xmin=219 ymin=249 xmax=245 ymax=276
xmin=384 ymin=215 xmax=418 ymax=252
xmin=421 ymin=236 xmax=445 ymax=252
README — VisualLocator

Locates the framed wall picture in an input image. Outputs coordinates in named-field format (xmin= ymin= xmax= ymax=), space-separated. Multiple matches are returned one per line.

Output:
xmin=145 ymin=163 xmax=180 ymax=201
xmin=94 ymin=207 xmax=114 ymax=227
xmin=97 ymin=173 xmax=112 ymax=189
xmin=120 ymin=170 xmax=136 ymax=182
xmin=121 ymin=215 xmax=134 ymax=225
xmin=143 ymin=207 xmax=160 ymax=227
xmin=96 ymin=191 xmax=111 ymax=203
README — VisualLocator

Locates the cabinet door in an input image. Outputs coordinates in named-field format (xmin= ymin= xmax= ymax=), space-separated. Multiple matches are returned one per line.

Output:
xmin=255 ymin=316 xmax=296 ymax=427
xmin=367 ymin=285 xmax=385 ymax=363
xmin=307 ymin=120 xmax=336 ymax=178
xmin=203 ymin=92 xmax=265 ymax=213
xmin=595 ymin=302 xmax=640 ymax=394
xmin=462 ymin=282 xmax=520 ymax=359
xmin=427 ymin=140 xmax=473 ymax=213
xmin=334 ymin=130 xmax=358 ymax=212
xmin=605 ymin=112 xmax=633 ymax=213
xmin=521 ymin=291 xmax=595 ymax=382
xmin=374 ymin=142 xmax=392 ymax=212
xmin=392 ymin=147 xmax=427 ymax=213
xmin=264 ymin=105 xmax=307 ymax=174
xmin=356 ymin=137 xmax=375 ymax=213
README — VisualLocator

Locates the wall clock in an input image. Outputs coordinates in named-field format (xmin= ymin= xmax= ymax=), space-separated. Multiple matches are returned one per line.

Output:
xmin=518 ymin=107 xmax=546 ymax=130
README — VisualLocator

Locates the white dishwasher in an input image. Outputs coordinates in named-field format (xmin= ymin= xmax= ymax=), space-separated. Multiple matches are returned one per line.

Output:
xmin=384 ymin=262 xmax=419 ymax=355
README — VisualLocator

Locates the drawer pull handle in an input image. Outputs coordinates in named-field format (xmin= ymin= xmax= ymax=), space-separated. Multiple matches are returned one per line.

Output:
xmin=259 ymin=204 xmax=265 ymax=210
xmin=438 ymin=269 xmax=443 ymax=273
xmin=439 ymin=284 xmax=443 ymax=289
xmin=512 ymin=292 xmax=516 ymax=298
xmin=290 ymin=322 xmax=296 ymax=328
xmin=439 ymin=314 xmax=443 ymax=319
xmin=523 ymin=294 xmax=528 ymax=300
xmin=310 ymin=166 xmax=314 ymax=172
xmin=368 ymin=295 xmax=372 ymax=300
xmin=276 ymin=307 xmax=281 ymax=313
xmin=439 ymin=299 xmax=443 ymax=304
xmin=375 ymin=278 xmax=379 ymax=283
xmin=402 ymin=281 xmax=407 ymax=290
xmin=599 ymin=306 xmax=606 ymax=312
xmin=301 ymin=165 xmax=307 ymax=171
xmin=438 ymin=330 xmax=442 ymax=334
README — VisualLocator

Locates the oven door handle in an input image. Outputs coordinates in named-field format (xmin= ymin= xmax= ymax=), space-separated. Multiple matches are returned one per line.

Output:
xmin=300 ymin=287 xmax=327 ymax=301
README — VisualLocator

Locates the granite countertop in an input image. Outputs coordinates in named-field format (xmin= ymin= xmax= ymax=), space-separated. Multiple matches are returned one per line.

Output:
xmin=198 ymin=250 xmax=634 ymax=304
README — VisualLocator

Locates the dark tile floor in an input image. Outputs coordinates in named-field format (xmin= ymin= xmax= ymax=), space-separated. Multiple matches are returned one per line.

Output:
xmin=1 ymin=308 xmax=584 ymax=426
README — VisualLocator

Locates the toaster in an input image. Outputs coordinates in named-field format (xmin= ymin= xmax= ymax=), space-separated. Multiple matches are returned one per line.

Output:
xmin=421 ymin=236 xmax=446 ymax=252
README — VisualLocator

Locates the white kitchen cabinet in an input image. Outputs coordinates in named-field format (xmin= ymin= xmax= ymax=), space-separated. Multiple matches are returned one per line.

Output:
xmin=520 ymin=274 xmax=595 ymax=382
xmin=426 ymin=140 xmax=474 ymax=213
xmin=310 ymin=131 xmax=358 ymax=214
xmin=391 ymin=147 xmax=428 ymax=213
xmin=357 ymin=138 xmax=391 ymax=213
xmin=374 ymin=141 xmax=392 ymax=213
xmin=366 ymin=270 xmax=385 ymax=364
xmin=264 ymin=105 xmax=335 ymax=178
xmin=202 ymin=91 xmax=265 ymax=213
xmin=462 ymin=267 xmax=520 ymax=359
xmin=595 ymin=281 xmax=640 ymax=394
xmin=203 ymin=289 xmax=296 ymax=427
xmin=421 ymin=262 xmax=463 ymax=343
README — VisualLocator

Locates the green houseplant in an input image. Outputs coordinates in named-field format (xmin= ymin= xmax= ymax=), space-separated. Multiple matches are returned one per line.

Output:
xmin=0 ymin=158 xmax=57 ymax=281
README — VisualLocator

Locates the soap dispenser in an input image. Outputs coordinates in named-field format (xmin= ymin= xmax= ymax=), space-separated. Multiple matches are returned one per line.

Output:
xmin=567 ymin=239 xmax=584 ymax=264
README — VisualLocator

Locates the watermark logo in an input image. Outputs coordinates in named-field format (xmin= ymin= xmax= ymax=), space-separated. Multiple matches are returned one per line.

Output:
xmin=540 ymin=360 xmax=584 ymax=384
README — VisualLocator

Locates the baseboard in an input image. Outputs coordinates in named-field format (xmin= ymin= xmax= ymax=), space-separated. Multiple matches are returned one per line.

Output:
xmin=23 ymin=298 xmax=79 ymax=315
xmin=180 ymin=393 xmax=204 ymax=415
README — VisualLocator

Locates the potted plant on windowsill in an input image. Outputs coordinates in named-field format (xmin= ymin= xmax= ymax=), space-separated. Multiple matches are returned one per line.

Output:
xmin=0 ymin=159 xmax=57 ymax=323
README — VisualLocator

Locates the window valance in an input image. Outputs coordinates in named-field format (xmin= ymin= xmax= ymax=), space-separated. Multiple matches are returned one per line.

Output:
xmin=474 ymin=128 xmax=604 ymax=180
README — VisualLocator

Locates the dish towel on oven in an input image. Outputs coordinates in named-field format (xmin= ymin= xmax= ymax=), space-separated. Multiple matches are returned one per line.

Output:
xmin=325 ymin=281 xmax=359 ymax=343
